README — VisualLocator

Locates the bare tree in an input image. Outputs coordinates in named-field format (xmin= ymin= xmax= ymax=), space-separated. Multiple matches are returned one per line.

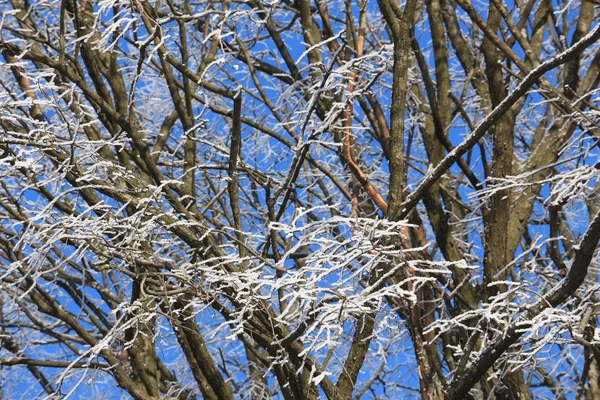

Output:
xmin=0 ymin=0 xmax=599 ymax=398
